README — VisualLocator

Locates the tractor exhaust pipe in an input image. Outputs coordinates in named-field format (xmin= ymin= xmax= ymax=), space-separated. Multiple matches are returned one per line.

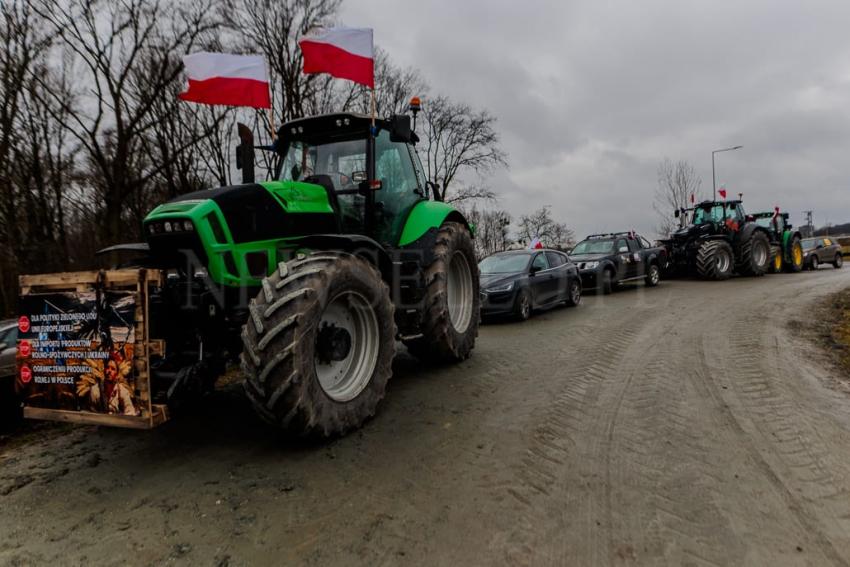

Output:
xmin=236 ymin=122 xmax=255 ymax=184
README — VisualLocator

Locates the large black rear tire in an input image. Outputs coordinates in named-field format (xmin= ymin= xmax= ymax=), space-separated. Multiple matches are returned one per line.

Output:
xmin=736 ymin=231 xmax=771 ymax=277
xmin=404 ymin=222 xmax=480 ymax=362
xmin=696 ymin=240 xmax=734 ymax=280
xmin=241 ymin=252 xmax=396 ymax=438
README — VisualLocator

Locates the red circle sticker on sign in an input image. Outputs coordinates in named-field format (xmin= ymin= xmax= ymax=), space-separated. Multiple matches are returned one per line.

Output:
xmin=18 ymin=316 xmax=30 ymax=333
xmin=19 ymin=340 xmax=31 ymax=357
xmin=20 ymin=365 xmax=32 ymax=384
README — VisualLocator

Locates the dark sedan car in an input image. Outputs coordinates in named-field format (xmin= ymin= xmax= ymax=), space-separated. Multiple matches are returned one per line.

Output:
xmin=0 ymin=319 xmax=20 ymax=427
xmin=479 ymin=249 xmax=582 ymax=321
xmin=802 ymin=237 xmax=843 ymax=270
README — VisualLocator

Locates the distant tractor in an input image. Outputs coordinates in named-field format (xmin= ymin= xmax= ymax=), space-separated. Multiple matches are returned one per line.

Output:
xmin=660 ymin=199 xmax=772 ymax=280
xmin=751 ymin=209 xmax=804 ymax=273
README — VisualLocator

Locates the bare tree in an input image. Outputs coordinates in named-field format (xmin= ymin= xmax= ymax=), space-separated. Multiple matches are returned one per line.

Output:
xmin=31 ymin=0 xmax=221 ymax=247
xmin=0 ymin=0 xmax=56 ymax=316
xmin=654 ymin=158 xmax=702 ymax=236
xmin=420 ymin=95 xmax=506 ymax=203
xmin=463 ymin=206 xmax=511 ymax=258
xmin=517 ymin=206 xmax=575 ymax=250
xmin=221 ymin=0 xmax=340 ymax=127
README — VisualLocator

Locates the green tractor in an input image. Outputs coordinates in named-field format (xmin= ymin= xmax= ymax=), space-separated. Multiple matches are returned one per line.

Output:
xmin=133 ymin=108 xmax=480 ymax=436
xmin=751 ymin=209 xmax=804 ymax=273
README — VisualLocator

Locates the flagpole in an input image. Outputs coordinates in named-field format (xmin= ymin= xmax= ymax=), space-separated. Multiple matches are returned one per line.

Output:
xmin=370 ymin=88 xmax=376 ymax=128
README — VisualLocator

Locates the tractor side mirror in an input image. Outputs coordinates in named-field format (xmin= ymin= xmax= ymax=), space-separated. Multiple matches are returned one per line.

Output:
xmin=389 ymin=115 xmax=412 ymax=143
xmin=236 ymin=122 xmax=255 ymax=184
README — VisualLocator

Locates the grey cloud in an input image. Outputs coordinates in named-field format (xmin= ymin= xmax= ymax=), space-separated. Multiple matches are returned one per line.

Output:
xmin=343 ymin=0 xmax=850 ymax=237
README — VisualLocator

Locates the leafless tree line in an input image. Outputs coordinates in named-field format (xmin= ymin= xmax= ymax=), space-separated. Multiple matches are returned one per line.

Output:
xmin=0 ymin=0 xmax=507 ymax=317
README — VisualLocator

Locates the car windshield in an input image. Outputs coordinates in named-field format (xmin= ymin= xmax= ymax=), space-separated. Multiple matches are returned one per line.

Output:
xmin=571 ymin=240 xmax=614 ymax=255
xmin=479 ymin=254 xmax=530 ymax=274
xmin=802 ymin=239 xmax=818 ymax=250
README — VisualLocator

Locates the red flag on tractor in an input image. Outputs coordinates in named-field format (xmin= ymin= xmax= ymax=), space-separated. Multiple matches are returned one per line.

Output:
xmin=299 ymin=27 xmax=375 ymax=88
xmin=179 ymin=52 xmax=271 ymax=109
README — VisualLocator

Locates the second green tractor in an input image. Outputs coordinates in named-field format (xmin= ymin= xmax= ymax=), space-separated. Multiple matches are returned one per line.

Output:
xmin=751 ymin=209 xmax=804 ymax=273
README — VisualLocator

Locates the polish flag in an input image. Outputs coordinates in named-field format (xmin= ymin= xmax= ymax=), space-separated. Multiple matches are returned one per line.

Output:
xmin=529 ymin=237 xmax=544 ymax=250
xmin=299 ymin=28 xmax=374 ymax=88
xmin=179 ymin=52 xmax=271 ymax=109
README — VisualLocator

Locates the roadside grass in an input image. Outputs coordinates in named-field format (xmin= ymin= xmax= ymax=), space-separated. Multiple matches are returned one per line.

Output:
xmin=811 ymin=287 xmax=850 ymax=376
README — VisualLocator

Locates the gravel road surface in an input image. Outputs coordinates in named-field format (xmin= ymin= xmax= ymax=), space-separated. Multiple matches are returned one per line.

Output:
xmin=2 ymin=268 xmax=850 ymax=566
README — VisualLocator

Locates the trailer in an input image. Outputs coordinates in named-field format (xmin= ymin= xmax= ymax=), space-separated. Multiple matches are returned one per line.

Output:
xmin=16 ymin=269 xmax=169 ymax=429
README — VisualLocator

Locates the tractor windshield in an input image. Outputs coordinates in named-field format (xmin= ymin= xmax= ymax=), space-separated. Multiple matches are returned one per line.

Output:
xmin=279 ymin=138 xmax=366 ymax=192
xmin=693 ymin=205 xmax=731 ymax=224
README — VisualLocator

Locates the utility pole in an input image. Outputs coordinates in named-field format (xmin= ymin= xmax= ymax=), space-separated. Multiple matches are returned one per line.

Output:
xmin=803 ymin=210 xmax=814 ymax=237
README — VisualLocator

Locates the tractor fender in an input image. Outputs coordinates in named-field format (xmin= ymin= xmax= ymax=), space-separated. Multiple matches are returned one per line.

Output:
xmin=288 ymin=234 xmax=393 ymax=281
xmin=398 ymin=201 xmax=472 ymax=247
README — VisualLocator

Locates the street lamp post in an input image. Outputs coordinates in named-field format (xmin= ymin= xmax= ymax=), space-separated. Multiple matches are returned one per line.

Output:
xmin=712 ymin=145 xmax=743 ymax=200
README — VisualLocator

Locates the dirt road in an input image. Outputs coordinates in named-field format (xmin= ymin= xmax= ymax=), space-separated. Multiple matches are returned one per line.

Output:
xmin=2 ymin=268 xmax=850 ymax=566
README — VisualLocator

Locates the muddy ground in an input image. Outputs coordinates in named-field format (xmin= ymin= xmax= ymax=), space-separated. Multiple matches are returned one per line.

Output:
xmin=2 ymin=267 xmax=850 ymax=566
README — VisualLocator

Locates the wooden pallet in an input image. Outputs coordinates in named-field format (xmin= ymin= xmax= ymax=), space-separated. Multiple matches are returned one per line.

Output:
xmin=18 ymin=269 xmax=169 ymax=429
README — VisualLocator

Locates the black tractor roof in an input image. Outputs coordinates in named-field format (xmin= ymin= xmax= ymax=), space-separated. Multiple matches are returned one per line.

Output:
xmin=277 ymin=113 xmax=407 ymax=145
xmin=695 ymin=199 xmax=742 ymax=207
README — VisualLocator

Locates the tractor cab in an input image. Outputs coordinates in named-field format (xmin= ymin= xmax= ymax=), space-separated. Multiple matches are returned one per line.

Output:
xmin=273 ymin=113 xmax=429 ymax=246
xmin=690 ymin=200 xmax=745 ymax=226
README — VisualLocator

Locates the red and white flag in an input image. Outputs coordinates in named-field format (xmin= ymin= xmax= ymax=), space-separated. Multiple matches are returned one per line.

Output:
xmin=179 ymin=52 xmax=271 ymax=109
xmin=299 ymin=27 xmax=375 ymax=88
xmin=529 ymin=237 xmax=544 ymax=250
xmin=718 ymin=186 xmax=727 ymax=199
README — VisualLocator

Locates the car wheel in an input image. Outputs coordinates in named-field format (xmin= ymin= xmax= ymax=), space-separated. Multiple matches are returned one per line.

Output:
xmin=565 ymin=279 xmax=582 ymax=307
xmin=834 ymin=254 xmax=844 ymax=269
xmin=601 ymin=269 xmax=614 ymax=294
xmin=514 ymin=289 xmax=532 ymax=321
xmin=811 ymin=256 xmax=819 ymax=270
xmin=645 ymin=263 xmax=660 ymax=287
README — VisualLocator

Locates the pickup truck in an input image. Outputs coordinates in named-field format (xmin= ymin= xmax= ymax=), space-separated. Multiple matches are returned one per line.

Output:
xmin=569 ymin=232 xmax=668 ymax=294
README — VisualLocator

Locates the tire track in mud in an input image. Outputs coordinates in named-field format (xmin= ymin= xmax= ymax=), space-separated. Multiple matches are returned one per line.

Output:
xmin=700 ymin=317 xmax=850 ymax=565
xmin=498 ymin=309 xmax=652 ymax=566
xmin=604 ymin=332 xmax=746 ymax=567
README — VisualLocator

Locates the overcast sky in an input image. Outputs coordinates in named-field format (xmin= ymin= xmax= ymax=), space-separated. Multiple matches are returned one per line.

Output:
xmin=342 ymin=0 xmax=850 ymax=238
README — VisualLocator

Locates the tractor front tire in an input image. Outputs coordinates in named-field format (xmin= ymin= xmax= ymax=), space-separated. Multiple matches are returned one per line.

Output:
xmin=786 ymin=236 xmax=804 ymax=273
xmin=736 ymin=231 xmax=771 ymax=277
xmin=242 ymin=252 xmax=396 ymax=438
xmin=404 ymin=222 xmax=480 ymax=362
xmin=696 ymin=240 xmax=734 ymax=280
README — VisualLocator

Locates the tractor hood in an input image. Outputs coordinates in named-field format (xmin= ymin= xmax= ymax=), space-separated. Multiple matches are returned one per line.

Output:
xmin=141 ymin=181 xmax=337 ymax=286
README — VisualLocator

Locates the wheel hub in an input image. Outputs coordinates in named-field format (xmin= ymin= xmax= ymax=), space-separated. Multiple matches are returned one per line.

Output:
xmin=316 ymin=323 xmax=352 ymax=363
xmin=314 ymin=291 xmax=380 ymax=402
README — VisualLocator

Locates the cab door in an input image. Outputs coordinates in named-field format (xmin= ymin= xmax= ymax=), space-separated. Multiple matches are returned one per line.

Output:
xmin=613 ymin=238 xmax=631 ymax=280
xmin=625 ymin=238 xmax=643 ymax=279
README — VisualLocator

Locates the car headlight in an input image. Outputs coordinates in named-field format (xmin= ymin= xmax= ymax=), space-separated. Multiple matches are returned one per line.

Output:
xmin=486 ymin=281 xmax=514 ymax=293
xmin=583 ymin=261 xmax=599 ymax=269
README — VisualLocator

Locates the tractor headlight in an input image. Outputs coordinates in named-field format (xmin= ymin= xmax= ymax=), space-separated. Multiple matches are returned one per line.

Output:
xmin=583 ymin=261 xmax=599 ymax=269
xmin=486 ymin=281 xmax=514 ymax=293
